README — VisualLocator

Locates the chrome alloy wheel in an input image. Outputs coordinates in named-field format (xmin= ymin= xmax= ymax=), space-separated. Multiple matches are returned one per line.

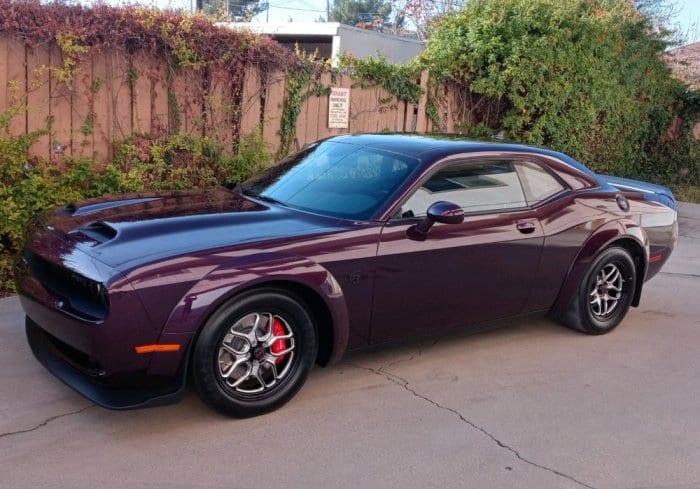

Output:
xmin=589 ymin=263 xmax=624 ymax=318
xmin=217 ymin=312 xmax=295 ymax=395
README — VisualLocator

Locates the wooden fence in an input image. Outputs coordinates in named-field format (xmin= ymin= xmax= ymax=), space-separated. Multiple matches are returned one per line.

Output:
xmin=0 ymin=35 xmax=462 ymax=165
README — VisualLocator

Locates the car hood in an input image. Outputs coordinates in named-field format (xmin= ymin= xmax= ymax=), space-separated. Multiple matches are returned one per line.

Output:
xmin=39 ymin=187 xmax=346 ymax=270
xmin=600 ymin=175 xmax=676 ymax=209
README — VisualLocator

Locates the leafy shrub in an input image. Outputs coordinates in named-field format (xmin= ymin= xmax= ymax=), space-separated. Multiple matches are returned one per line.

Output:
xmin=111 ymin=130 xmax=272 ymax=190
xmin=339 ymin=54 xmax=422 ymax=104
xmin=0 ymin=112 xmax=80 ymax=292
xmin=0 ymin=106 xmax=273 ymax=293
xmin=421 ymin=0 xmax=687 ymax=179
xmin=224 ymin=128 xmax=273 ymax=182
xmin=653 ymin=91 xmax=700 ymax=184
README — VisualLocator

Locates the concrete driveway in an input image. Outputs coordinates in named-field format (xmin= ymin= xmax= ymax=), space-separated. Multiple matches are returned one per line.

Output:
xmin=1 ymin=204 xmax=699 ymax=489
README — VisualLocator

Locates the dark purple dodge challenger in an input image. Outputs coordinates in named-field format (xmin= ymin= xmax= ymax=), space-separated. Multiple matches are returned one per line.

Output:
xmin=17 ymin=134 xmax=678 ymax=417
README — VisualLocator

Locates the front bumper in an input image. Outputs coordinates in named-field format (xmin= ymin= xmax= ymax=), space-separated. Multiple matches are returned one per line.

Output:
xmin=26 ymin=316 xmax=187 ymax=410
xmin=17 ymin=212 xmax=198 ymax=410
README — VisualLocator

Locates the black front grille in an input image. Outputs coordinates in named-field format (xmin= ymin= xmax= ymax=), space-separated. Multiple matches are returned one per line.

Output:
xmin=25 ymin=252 xmax=109 ymax=321
xmin=28 ymin=317 xmax=106 ymax=377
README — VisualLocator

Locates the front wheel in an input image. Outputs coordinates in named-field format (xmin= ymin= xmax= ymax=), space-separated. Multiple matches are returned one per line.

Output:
xmin=192 ymin=290 xmax=317 ymax=417
xmin=558 ymin=247 xmax=637 ymax=335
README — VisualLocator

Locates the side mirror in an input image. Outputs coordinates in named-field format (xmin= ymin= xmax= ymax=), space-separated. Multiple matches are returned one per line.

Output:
xmin=427 ymin=201 xmax=464 ymax=224
xmin=408 ymin=201 xmax=464 ymax=240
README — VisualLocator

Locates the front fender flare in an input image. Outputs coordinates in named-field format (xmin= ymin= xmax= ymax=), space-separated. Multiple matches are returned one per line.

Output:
xmin=149 ymin=252 xmax=349 ymax=377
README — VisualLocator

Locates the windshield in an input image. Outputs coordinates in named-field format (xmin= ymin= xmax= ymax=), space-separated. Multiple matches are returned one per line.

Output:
xmin=243 ymin=140 xmax=419 ymax=220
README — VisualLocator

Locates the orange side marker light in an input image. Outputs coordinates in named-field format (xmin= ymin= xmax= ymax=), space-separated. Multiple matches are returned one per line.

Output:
xmin=134 ymin=344 xmax=181 ymax=354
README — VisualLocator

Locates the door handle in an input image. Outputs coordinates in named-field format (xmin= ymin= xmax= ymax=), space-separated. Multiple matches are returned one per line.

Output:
xmin=516 ymin=221 xmax=536 ymax=234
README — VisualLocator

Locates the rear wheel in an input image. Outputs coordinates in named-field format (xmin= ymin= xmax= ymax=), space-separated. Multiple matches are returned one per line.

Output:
xmin=558 ymin=247 xmax=637 ymax=335
xmin=192 ymin=290 xmax=317 ymax=417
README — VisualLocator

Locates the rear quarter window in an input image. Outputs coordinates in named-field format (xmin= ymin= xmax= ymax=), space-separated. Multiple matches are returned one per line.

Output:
xmin=515 ymin=160 xmax=567 ymax=205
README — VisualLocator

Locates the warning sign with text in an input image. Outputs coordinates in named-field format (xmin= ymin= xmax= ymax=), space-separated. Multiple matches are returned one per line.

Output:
xmin=328 ymin=87 xmax=350 ymax=129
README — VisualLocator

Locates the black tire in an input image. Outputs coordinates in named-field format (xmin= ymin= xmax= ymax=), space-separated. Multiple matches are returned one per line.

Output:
xmin=558 ymin=247 xmax=637 ymax=335
xmin=192 ymin=289 xmax=317 ymax=417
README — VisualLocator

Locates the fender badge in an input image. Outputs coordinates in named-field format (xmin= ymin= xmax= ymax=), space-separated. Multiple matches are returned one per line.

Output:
xmin=348 ymin=271 xmax=361 ymax=285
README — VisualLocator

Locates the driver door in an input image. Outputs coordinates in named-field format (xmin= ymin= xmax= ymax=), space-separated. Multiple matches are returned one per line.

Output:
xmin=369 ymin=158 xmax=545 ymax=343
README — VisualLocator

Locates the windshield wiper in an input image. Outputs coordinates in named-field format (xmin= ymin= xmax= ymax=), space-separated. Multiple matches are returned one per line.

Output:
xmin=242 ymin=190 xmax=287 ymax=207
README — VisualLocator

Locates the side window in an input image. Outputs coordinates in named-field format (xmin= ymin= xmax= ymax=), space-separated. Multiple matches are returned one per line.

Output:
xmin=515 ymin=160 xmax=566 ymax=205
xmin=398 ymin=160 xmax=528 ymax=218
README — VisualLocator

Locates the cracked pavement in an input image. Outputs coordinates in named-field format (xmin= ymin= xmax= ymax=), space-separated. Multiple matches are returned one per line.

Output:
xmin=350 ymin=363 xmax=597 ymax=489
xmin=1 ymin=202 xmax=699 ymax=489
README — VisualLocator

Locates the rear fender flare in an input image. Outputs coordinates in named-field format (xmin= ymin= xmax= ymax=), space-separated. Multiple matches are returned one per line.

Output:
xmin=552 ymin=219 xmax=648 ymax=313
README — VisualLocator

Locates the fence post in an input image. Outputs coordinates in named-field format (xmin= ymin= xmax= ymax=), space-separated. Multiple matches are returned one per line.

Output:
xmin=3 ymin=37 xmax=28 ymax=137
xmin=415 ymin=69 xmax=429 ymax=133
xmin=0 ymin=37 xmax=7 ymax=117
xmin=132 ymin=53 xmax=152 ymax=135
xmin=262 ymin=69 xmax=286 ymax=157
xmin=108 ymin=50 xmax=133 ymax=142
xmin=92 ymin=48 xmax=113 ymax=162
xmin=240 ymin=67 xmax=261 ymax=139
xmin=49 ymin=43 xmax=73 ymax=164
xmin=26 ymin=44 xmax=51 ymax=161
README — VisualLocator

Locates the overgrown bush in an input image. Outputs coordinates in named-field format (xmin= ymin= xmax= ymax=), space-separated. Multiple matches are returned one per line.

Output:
xmin=0 ymin=0 xmax=295 ymax=73
xmin=642 ymin=90 xmax=700 ymax=185
xmin=105 ymin=130 xmax=271 ymax=192
xmin=339 ymin=54 xmax=422 ymax=104
xmin=0 ymin=106 xmax=272 ymax=294
xmin=1 ymin=110 xmax=83 ymax=292
xmin=421 ymin=0 xmax=691 ymax=179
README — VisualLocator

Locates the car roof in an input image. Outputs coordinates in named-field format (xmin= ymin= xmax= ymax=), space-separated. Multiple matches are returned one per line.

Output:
xmin=328 ymin=133 xmax=517 ymax=157
xmin=326 ymin=133 xmax=601 ymax=181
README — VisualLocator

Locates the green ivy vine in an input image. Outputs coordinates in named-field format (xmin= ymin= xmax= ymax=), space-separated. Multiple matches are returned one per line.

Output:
xmin=338 ymin=54 xmax=421 ymax=105
xmin=278 ymin=52 xmax=331 ymax=158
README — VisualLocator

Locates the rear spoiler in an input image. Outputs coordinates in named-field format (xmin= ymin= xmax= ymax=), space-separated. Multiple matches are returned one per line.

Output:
xmin=599 ymin=175 xmax=676 ymax=210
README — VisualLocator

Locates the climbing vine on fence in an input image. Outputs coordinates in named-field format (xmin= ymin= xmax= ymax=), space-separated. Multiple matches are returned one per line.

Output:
xmin=338 ymin=54 xmax=422 ymax=105
xmin=0 ymin=0 xmax=298 ymax=148
xmin=278 ymin=52 xmax=331 ymax=158
xmin=0 ymin=1 xmax=295 ymax=74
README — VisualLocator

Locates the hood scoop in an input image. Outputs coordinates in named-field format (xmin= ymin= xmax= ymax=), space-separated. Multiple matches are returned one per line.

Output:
xmin=70 ymin=221 xmax=118 ymax=245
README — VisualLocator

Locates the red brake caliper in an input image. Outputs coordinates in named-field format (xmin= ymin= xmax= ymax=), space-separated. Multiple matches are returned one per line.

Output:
xmin=271 ymin=318 xmax=288 ymax=364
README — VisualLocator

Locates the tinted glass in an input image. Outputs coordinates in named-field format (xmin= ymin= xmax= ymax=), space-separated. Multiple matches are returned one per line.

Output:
xmin=515 ymin=160 xmax=566 ymax=204
xmin=244 ymin=141 xmax=418 ymax=220
xmin=398 ymin=160 xmax=528 ymax=218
